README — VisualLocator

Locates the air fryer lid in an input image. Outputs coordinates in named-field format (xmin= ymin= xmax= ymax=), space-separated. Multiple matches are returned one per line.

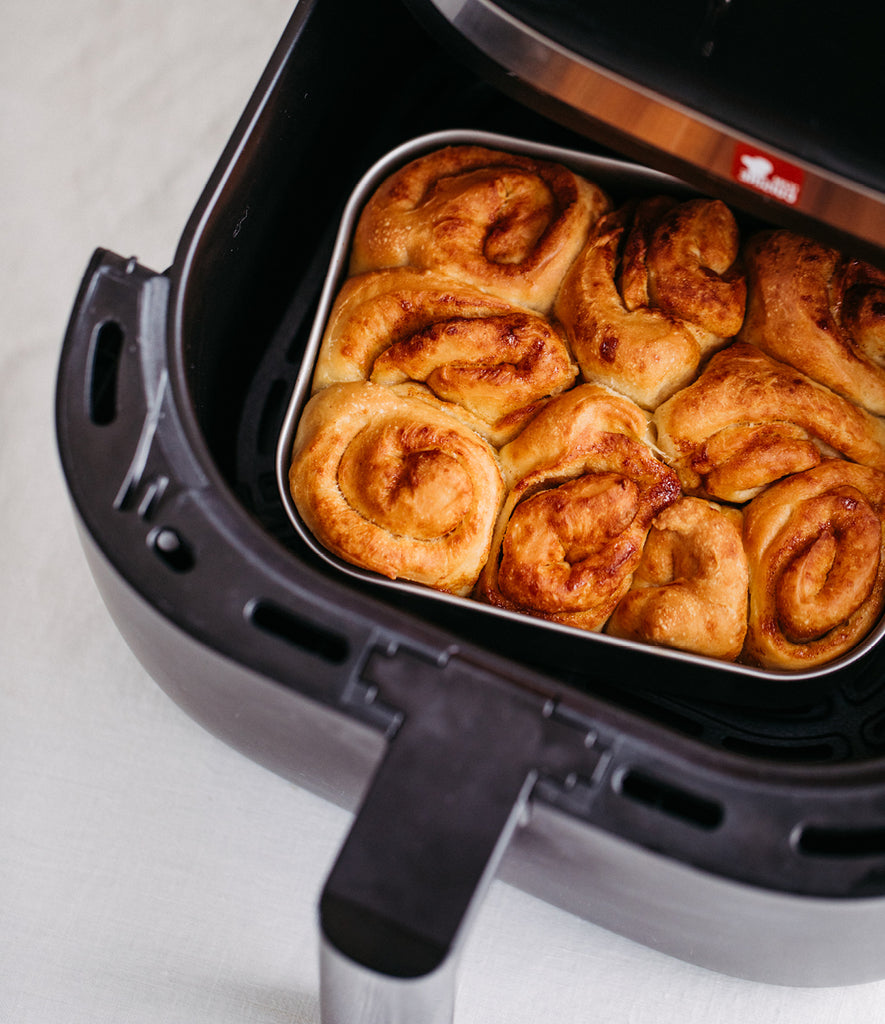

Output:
xmin=408 ymin=0 xmax=885 ymax=268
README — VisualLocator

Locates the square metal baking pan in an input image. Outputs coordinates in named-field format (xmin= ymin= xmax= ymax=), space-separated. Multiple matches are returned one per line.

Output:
xmin=275 ymin=128 xmax=885 ymax=704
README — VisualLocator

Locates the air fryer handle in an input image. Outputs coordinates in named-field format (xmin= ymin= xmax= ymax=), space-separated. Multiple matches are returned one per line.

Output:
xmin=318 ymin=649 xmax=553 ymax=1024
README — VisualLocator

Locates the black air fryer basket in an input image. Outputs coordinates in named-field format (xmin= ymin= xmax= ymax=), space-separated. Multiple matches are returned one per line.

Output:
xmin=55 ymin=1 xmax=885 ymax=1020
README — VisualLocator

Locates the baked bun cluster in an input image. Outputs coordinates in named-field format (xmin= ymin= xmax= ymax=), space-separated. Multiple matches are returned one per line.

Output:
xmin=287 ymin=144 xmax=885 ymax=671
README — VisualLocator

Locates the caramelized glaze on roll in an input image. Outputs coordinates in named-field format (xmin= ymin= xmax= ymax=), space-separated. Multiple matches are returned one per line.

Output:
xmin=740 ymin=230 xmax=885 ymax=415
xmin=555 ymin=196 xmax=746 ymax=409
xmin=350 ymin=145 xmax=610 ymax=312
xmin=289 ymin=382 xmax=504 ymax=595
xmin=743 ymin=460 xmax=885 ymax=669
xmin=476 ymin=385 xmax=680 ymax=630
xmin=312 ymin=268 xmax=578 ymax=445
xmin=606 ymin=497 xmax=748 ymax=660
xmin=654 ymin=342 xmax=885 ymax=503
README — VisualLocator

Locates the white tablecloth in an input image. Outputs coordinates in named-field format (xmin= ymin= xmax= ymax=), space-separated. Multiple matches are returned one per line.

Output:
xmin=2 ymin=2 xmax=883 ymax=1021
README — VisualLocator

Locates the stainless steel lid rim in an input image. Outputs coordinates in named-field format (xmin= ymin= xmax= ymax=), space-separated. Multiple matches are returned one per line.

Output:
xmin=416 ymin=0 xmax=885 ymax=265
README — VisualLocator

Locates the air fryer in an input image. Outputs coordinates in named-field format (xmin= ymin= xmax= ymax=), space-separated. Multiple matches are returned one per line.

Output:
xmin=55 ymin=2 xmax=885 ymax=1022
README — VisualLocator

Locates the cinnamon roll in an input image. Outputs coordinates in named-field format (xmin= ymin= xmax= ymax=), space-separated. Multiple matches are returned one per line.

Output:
xmin=739 ymin=230 xmax=885 ymax=416
xmin=476 ymin=384 xmax=681 ymax=630
xmin=312 ymin=268 xmax=578 ymax=445
xmin=743 ymin=460 xmax=885 ymax=669
xmin=606 ymin=497 xmax=748 ymax=660
xmin=349 ymin=145 xmax=610 ymax=312
xmin=654 ymin=342 xmax=885 ymax=503
xmin=288 ymin=382 xmax=505 ymax=595
xmin=555 ymin=196 xmax=746 ymax=409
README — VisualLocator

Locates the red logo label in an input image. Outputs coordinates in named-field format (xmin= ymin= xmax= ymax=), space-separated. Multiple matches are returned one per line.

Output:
xmin=731 ymin=144 xmax=804 ymax=206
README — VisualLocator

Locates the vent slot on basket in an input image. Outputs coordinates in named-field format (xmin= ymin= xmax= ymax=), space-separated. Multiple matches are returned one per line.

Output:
xmin=88 ymin=319 xmax=124 ymax=425
xmin=249 ymin=599 xmax=349 ymax=664
xmin=618 ymin=768 xmax=724 ymax=830
xmin=798 ymin=824 xmax=885 ymax=858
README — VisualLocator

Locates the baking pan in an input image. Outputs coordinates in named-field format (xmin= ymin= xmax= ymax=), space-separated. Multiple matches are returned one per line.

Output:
xmin=54 ymin=0 xmax=885 ymax=1020
xmin=276 ymin=127 xmax=885 ymax=709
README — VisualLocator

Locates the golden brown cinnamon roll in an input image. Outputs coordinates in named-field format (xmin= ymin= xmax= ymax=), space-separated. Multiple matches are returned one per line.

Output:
xmin=743 ymin=460 xmax=885 ymax=669
xmin=312 ymin=268 xmax=578 ymax=445
xmin=654 ymin=342 xmax=885 ymax=503
xmin=606 ymin=497 xmax=748 ymax=660
xmin=554 ymin=196 xmax=746 ymax=409
xmin=476 ymin=384 xmax=681 ymax=630
xmin=350 ymin=145 xmax=610 ymax=312
xmin=739 ymin=230 xmax=885 ymax=415
xmin=288 ymin=382 xmax=504 ymax=595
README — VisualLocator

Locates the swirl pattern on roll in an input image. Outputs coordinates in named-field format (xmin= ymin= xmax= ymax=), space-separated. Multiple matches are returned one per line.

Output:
xmin=606 ymin=497 xmax=748 ymax=660
xmin=288 ymin=382 xmax=505 ymax=595
xmin=476 ymin=385 xmax=681 ymax=631
xmin=555 ymin=196 xmax=746 ymax=409
xmin=739 ymin=230 xmax=885 ymax=416
xmin=654 ymin=342 xmax=885 ymax=503
xmin=349 ymin=145 xmax=610 ymax=312
xmin=312 ymin=268 xmax=578 ymax=445
xmin=743 ymin=460 xmax=885 ymax=669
